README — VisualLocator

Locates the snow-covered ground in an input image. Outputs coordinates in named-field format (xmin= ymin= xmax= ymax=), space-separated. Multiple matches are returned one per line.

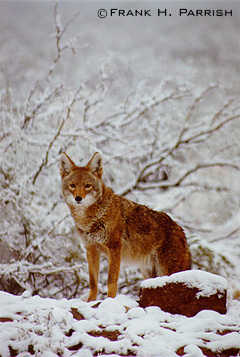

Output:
xmin=0 ymin=289 xmax=240 ymax=357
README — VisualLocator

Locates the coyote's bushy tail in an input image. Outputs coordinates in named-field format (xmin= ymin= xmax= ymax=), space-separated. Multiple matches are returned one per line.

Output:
xmin=157 ymin=223 xmax=192 ymax=276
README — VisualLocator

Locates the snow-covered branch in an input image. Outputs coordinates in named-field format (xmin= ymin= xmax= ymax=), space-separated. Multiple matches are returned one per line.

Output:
xmin=48 ymin=3 xmax=80 ymax=78
xmin=32 ymin=85 xmax=82 ymax=184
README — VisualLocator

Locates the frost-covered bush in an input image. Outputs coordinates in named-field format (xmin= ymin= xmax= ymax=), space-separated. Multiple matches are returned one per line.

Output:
xmin=0 ymin=4 xmax=240 ymax=299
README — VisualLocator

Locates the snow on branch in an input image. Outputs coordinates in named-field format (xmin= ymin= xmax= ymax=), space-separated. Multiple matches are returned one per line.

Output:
xmin=22 ymin=3 xmax=80 ymax=130
xmin=120 ymin=94 xmax=240 ymax=196
xmin=32 ymin=85 xmax=82 ymax=184
xmin=185 ymin=84 xmax=218 ymax=122
xmin=48 ymin=3 xmax=80 ymax=78
xmin=22 ymin=85 xmax=63 ymax=129
xmin=125 ymin=161 xmax=239 ymax=193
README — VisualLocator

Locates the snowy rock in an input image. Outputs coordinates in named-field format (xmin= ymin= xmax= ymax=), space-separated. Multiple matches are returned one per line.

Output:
xmin=139 ymin=270 xmax=227 ymax=317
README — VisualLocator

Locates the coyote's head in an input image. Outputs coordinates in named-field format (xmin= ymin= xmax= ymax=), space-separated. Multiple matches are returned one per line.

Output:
xmin=60 ymin=152 xmax=103 ymax=209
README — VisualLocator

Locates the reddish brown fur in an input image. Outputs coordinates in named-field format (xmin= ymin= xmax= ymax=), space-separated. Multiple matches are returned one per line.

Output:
xmin=60 ymin=152 xmax=191 ymax=301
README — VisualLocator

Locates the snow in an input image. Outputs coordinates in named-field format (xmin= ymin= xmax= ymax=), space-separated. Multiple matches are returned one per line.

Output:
xmin=0 ymin=0 xmax=240 ymax=303
xmin=183 ymin=345 xmax=205 ymax=357
xmin=141 ymin=270 xmax=228 ymax=298
xmin=0 ymin=291 xmax=239 ymax=356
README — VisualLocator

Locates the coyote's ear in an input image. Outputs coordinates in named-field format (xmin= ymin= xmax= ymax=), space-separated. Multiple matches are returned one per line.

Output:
xmin=87 ymin=152 xmax=102 ymax=178
xmin=60 ymin=153 xmax=75 ymax=178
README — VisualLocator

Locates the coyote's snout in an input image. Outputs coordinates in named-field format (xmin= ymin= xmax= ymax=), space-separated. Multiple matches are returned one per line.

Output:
xmin=60 ymin=152 xmax=191 ymax=301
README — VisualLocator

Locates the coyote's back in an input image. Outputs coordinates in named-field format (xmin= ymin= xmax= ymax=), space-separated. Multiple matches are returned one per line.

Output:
xmin=60 ymin=152 xmax=191 ymax=301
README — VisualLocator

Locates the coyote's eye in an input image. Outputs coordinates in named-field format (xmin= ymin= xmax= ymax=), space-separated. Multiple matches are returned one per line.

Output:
xmin=85 ymin=184 xmax=92 ymax=189
xmin=69 ymin=183 xmax=76 ymax=189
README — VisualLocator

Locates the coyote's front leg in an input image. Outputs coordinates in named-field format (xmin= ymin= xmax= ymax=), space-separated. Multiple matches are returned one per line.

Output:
xmin=86 ymin=245 xmax=100 ymax=302
xmin=107 ymin=240 xmax=121 ymax=298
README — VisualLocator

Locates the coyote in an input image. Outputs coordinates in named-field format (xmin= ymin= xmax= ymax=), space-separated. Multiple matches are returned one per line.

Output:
xmin=60 ymin=152 xmax=191 ymax=301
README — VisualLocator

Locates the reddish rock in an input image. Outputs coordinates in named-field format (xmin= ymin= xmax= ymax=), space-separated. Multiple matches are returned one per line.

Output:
xmin=176 ymin=346 xmax=240 ymax=357
xmin=0 ymin=317 xmax=13 ymax=322
xmin=139 ymin=270 xmax=227 ymax=317
xmin=88 ymin=329 xmax=121 ymax=341
xmin=70 ymin=307 xmax=84 ymax=320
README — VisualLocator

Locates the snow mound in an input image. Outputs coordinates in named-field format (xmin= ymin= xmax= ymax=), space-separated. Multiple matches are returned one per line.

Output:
xmin=141 ymin=270 xmax=227 ymax=298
